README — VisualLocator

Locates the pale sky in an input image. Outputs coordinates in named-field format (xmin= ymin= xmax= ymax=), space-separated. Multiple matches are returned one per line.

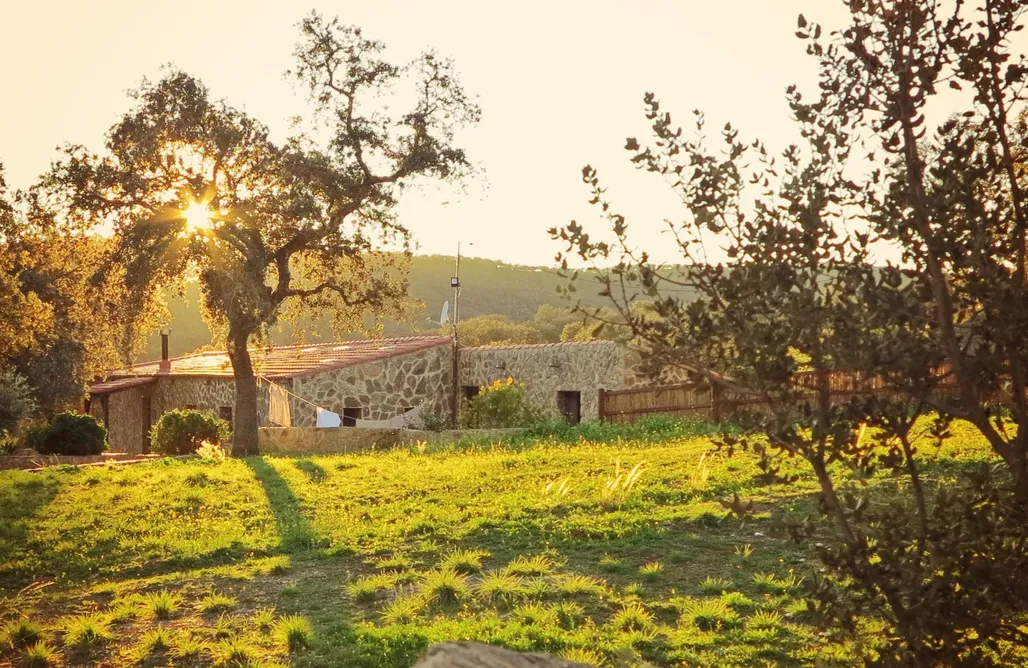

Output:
xmin=1 ymin=2 xmax=869 ymax=266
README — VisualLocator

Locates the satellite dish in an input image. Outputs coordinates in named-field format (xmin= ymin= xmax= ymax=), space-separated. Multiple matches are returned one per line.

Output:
xmin=439 ymin=301 xmax=450 ymax=325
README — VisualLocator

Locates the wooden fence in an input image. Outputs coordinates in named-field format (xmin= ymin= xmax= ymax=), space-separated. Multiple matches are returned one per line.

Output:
xmin=598 ymin=365 xmax=961 ymax=424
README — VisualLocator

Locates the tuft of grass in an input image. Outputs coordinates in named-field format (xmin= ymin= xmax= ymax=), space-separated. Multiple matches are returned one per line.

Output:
xmin=63 ymin=613 xmax=113 ymax=651
xmin=144 ymin=590 xmax=180 ymax=620
xmin=752 ymin=572 xmax=803 ymax=595
xmin=273 ymin=615 xmax=314 ymax=653
xmin=252 ymin=607 xmax=276 ymax=633
xmin=719 ymin=591 xmax=757 ymax=613
xmin=475 ymin=570 xmax=527 ymax=604
xmin=639 ymin=561 xmax=664 ymax=581
xmin=624 ymin=582 xmax=645 ymax=597
xmin=440 ymin=548 xmax=490 ymax=574
xmin=135 ymin=625 xmax=172 ymax=659
xmin=381 ymin=595 xmax=423 ymax=625
xmin=524 ymin=577 xmax=552 ymax=599
xmin=214 ymin=638 xmax=254 ymax=665
xmin=511 ymin=602 xmax=558 ymax=626
xmin=197 ymin=593 xmax=237 ymax=614
xmin=554 ymin=573 xmax=606 ymax=597
xmin=23 ymin=642 xmax=61 ymax=667
xmin=108 ymin=596 xmax=142 ymax=624
xmin=348 ymin=573 xmax=397 ymax=603
xmin=211 ymin=613 xmax=238 ymax=640
xmin=562 ymin=647 xmax=605 ymax=665
xmin=611 ymin=601 xmax=655 ymax=632
xmin=3 ymin=617 xmax=42 ymax=648
xmin=171 ymin=634 xmax=208 ymax=661
xmin=734 ymin=543 xmax=755 ymax=559
xmin=698 ymin=576 xmax=732 ymax=595
xmin=748 ymin=609 xmax=784 ymax=630
xmin=503 ymin=554 xmax=555 ymax=577
xmin=599 ymin=553 xmax=628 ymax=574
xmin=375 ymin=554 xmax=415 ymax=572
xmin=552 ymin=601 xmax=585 ymax=630
xmin=682 ymin=598 xmax=742 ymax=631
xmin=600 ymin=458 xmax=646 ymax=508
xmin=421 ymin=569 xmax=472 ymax=606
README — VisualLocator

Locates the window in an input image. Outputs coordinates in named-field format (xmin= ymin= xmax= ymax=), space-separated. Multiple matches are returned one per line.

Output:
xmin=219 ymin=406 xmax=233 ymax=430
xmin=557 ymin=391 xmax=582 ymax=425
xmin=342 ymin=406 xmax=361 ymax=427
xmin=462 ymin=385 xmax=480 ymax=401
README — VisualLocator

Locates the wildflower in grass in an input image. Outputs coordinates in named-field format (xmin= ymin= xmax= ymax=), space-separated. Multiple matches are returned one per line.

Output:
xmin=639 ymin=561 xmax=664 ymax=581
xmin=752 ymin=572 xmax=803 ymax=595
xmin=381 ymin=595 xmax=423 ymax=625
xmin=273 ymin=615 xmax=314 ymax=653
xmin=554 ymin=573 xmax=606 ymax=597
xmin=348 ymin=573 xmax=396 ymax=602
xmin=682 ymin=599 xmax=741 ymax=631
xmin=599 ymin=553 xmax=627 ymax=574
xmin=475 ymin=570 xmax=527 ymax=604
xmin=23 ymin=642 xmax=60 ymax=667
xmin=561 ymin=648 xmax=604 ymax=665
xmin=63 ymin=613 xmax=113 ymax=650
xmin=511 ymin=602 xmax=557 ymax=626
xmin=552 ymin=601 xmax=585 ymax=629
xmin=719 ymin=591 xmax=756 ymax=613
xmin=698 ymin=576 xmax=732 ymax=595
xmin=440 ymin=548 xmax=489 ymax=574
xmin=144 ymin=590 xmax=180 ymax=619
xmin=171 ymin=634 xmax=208 ymax=660
xmin=747 ymin=610 xmax=783 ymax=630
xmin=420 ymin=569 xmax=472 ymax=606
xmin=3 ymin=617 xmax=42 ymax=648
xmin=252 ymin=607 xmax=276 ymax=633
xmin=612 ymin=601 xmax=655 ymax=632
xmin=197 ymin=593 xmax=237 ymax=614
xmin=503 ymin=554 xmax=555 ymax=577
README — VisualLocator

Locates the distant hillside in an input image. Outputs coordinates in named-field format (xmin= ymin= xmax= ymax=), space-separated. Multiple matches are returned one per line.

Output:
xmin=142 ymin=255 xmax=636 ymax=359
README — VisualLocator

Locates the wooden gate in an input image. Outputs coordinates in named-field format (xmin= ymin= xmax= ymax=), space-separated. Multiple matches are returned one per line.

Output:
xmin=599 ymin=383 xmax=718 ymax=424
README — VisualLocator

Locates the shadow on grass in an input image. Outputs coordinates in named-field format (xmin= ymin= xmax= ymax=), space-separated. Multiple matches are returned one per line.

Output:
xmin=0 ymin=472 xmax=64 ymax=592
xmin=244 ymin=457 xmax=327 ymax=552
xmin=294 ymin=458 xmax=328 ymax=483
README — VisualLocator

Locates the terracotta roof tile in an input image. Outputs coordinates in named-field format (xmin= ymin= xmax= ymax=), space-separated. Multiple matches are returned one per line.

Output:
xmin=88 ymin=376 xmax=158 ymax=395
xmin=102 ymin=336 xmax=452 ymax=381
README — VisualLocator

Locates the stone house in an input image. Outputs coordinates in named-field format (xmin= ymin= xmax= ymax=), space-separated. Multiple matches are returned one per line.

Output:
xmin=87 ymin=336 xmax=677 ymax=454
xmin=88 ymin=336 xmax=454 ymax=454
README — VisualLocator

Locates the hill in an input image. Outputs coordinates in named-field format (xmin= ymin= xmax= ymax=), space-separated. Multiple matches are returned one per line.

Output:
xmin=142 ymin=256 xmax=635 ymax=359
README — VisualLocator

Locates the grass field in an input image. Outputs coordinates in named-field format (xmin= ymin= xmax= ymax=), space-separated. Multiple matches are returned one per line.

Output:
xmin=0 ymin=419 xmax=999 ymax=667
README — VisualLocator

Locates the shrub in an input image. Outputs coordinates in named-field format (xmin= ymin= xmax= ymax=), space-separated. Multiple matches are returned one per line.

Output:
xmin=0 ymin=372 xmax=35 ymax=439
xmin=34 ymin=412 xmax=107 ymax=456
xmin=460 ymin=378 xmax=546 ymax=428
xmin=150 ymin=409 xmax=230 ymax=456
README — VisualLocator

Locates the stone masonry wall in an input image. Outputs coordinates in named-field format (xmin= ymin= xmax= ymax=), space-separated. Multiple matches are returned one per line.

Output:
xmin=290 ymin=344 xmax=453 ymax=427
xmin=459 ymin=341 xmax=627 ymax=421
xmin=89 ymin=387 xmax=145 ymax=454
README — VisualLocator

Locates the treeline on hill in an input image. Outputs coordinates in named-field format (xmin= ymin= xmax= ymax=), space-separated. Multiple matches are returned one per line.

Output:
xmin=144 ymin=255 xmax=678 ymax=357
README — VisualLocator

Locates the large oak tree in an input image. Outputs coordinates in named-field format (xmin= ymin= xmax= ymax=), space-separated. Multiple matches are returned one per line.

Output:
xmin=36 ymin=13 xmax=479 ymax=454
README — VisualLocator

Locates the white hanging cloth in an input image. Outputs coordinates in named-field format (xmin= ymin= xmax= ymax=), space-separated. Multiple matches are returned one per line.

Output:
xmin=268 ymin=384 xmax=292 ymax=427
xmin=316 ymin=407 xmax=342 ymax=428
xmin=354 ymin=404 xmax=425 ymax=429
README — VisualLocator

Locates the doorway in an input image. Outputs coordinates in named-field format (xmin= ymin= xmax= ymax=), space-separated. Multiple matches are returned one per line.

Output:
xmin=557 ymin=391 xmax=582 ymax=425
xmin=342 ymin=406 xmax=361 ymax=427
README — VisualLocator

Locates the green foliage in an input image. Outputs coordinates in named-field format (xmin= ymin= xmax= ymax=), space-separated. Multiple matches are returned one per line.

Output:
xmin=3 ymin=617 xmax=42 ymax=648
xmin=448 ymin=314 xmax=542 ymax=347
xmin=197 ymin=593 xmax=237 ymax=614
xmin=150 ymin=409 xmax=230 ymax=456
xmin=145 ymin=590 xmax=180 ymax=620
xmin=475 ymin=570 xmax=527 ymax=604
xmin=421 ymin=569 xmax=472 ymax=606
xmin=460 ymin=377 xmax=546 ymax=428
xmin=0 ymin=372 xmax=34 ymax=439
xmin=511 ymin=602 xmax=557 ymax=626
xmin=272 ymin=615 xmax=313 ymax=653
xmin=22 ymin=641 xmax=60 ymax=667
xmin=439 ymin=548 xmax=489 ymax=574
xmin=611 ymin=601 xmax=655 ymax=632
xmin=63 ymin=613 xmax=113 ymax=650
xmin=502 ymin=554 xmax=555 ymax=577
xmin=381 ymin=595 xmax=423 ymax=625
xmin=681 ymin=599 xmax=741 ymax=632
xmin=252 ymin=608 xmax=276 ymax=633
xmin=348 ymin=573 xmax=396 ymax=602
xmin=639 ymin=561 xmax=664 ymax=581
xmin=33 ymin=412 xmax=107 ymax=456
xmin=698 ymin=576 xmax=732 ymax=595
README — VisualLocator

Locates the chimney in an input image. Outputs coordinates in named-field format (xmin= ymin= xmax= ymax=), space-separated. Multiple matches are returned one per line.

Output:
xmin=161 ymin=331 xmax=170 ymax=361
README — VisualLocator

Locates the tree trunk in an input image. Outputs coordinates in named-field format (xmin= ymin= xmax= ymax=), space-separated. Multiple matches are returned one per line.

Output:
xmin=227 ymin=326 xmax=259 ymax=456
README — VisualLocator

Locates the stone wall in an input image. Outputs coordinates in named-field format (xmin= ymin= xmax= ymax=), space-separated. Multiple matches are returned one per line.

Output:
xmin=89 ymin=387 xmax=146 ymax=454
xmin=460 ymin=341 xmax=627 ymax=421
xmin=290 ymin=344 xmax=453 ymax=427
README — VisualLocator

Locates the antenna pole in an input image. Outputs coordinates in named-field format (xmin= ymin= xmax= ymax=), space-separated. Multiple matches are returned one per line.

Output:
xmin=450 ymin=242 xmax=462 ymax=427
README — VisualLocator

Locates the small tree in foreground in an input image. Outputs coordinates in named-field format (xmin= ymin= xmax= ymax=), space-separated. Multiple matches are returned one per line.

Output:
xmin=34 ymin=13 xmax=479 ymax=455
xmin=553 ymin=1 xmax=1028 ymax=664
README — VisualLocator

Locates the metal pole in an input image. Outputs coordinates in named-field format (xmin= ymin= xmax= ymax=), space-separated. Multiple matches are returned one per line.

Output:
xmin=451 ymin=242 xmax=462 ymax=427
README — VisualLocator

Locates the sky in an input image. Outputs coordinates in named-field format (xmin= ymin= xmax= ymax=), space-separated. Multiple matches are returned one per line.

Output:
xmin=1 ymin=2 xmax=872 ymax=266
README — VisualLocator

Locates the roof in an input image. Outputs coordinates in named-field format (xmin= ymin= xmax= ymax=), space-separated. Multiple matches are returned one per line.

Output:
xmin=461 ymin=340 xmax=620 ymax=352
xmin=88 ymin=376 xmax=158 ymax=396
xmin=96 ymin=336 xmax=452 ymax=386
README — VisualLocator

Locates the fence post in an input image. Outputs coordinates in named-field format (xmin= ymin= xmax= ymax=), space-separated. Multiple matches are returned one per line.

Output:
xmin=710 ymin=384 xmax=722 ymax=423
xmin=598 ymin=388 xmax=606 ymax=423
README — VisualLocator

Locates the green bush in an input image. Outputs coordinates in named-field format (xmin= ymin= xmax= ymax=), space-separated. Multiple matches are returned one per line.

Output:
xmin=35 ymin=412 xmax=108 ymax=456
xmin=459 ymin=378 xmax=546 ymax=429
xmin=150 ymin=409 xmax=230 ymax=456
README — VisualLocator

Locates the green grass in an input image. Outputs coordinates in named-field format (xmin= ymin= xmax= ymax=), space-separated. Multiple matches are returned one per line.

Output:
xmin=0 ymin=417 xmax=1005 ymax=666
xmin=3 ymin=617 xmax=42 ymax=648
xmin=23 ymin=641 xmax=60 ymax=667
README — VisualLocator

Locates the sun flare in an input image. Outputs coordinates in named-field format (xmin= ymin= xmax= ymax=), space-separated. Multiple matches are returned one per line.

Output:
xmin=182 ymin=200 xmax=213 ymax=231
